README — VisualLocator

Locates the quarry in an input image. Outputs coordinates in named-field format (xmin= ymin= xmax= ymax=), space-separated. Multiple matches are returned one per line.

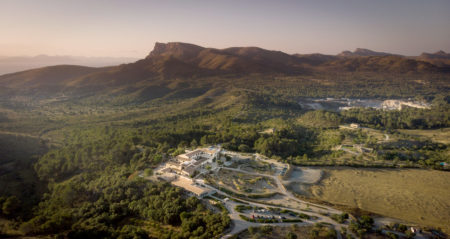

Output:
xmin=298 ymin=98 xmax=430 ymax=111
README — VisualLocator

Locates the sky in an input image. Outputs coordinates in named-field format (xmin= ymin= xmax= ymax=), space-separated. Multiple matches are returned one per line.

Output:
xmin=1 ymin=0 xmax=449 ymax=58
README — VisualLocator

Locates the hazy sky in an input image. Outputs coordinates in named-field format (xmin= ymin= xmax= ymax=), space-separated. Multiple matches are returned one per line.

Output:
xmin=1 ymin=0 xmax=449 ymax=58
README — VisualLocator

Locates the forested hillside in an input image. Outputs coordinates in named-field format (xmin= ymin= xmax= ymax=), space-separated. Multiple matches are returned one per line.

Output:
xmin=0 ymin=43 xmax=449 ymax=238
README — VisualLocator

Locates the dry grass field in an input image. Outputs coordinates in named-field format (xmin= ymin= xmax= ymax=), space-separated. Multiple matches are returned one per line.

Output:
xmin=398 ymin=127 xmax=450 ymax=144
xmin=306 ymin=168 xmax=450 ymax=232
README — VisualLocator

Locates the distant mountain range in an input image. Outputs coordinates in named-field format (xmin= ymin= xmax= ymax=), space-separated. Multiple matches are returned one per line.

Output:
xmin=145 ymin=43 xmax=450 ymax=74
xmin=336 ymin=48 xmax=450 ymax=67
xmin=419 ymin=50 xmax=450 ymax=59
xmin=0 ymin=42 xmax=449 ymax=100
xmin=337 ymin=48 xmax=397 ymax=57
xmin=0 ymin=55 xmax=138 ymax=75
xmin=415 ymin=50 xmax=450 ymax=67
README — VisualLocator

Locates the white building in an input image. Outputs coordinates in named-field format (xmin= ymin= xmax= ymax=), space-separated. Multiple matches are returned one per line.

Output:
xmin=172 ymin=147 xmax=221 ymax=176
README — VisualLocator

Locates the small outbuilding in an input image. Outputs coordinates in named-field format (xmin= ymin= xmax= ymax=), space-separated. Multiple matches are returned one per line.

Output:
xmin=350 ymin=123 xmax=360 ymax=129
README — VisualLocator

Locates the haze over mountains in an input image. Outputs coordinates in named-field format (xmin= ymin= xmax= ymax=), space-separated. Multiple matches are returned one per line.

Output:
xmin=0 ymin=42 xmax=449 ymax=101
xmin=0 ymin=55 xmax=138 ymax=75
xmin=337 ymin=48 xmax=450 ymax=66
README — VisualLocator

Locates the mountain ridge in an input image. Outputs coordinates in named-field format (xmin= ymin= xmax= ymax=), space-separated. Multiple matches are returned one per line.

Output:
xmin=419 ymin=50 xmax=450 ymax=59
xmin=0 ymin=42 xmax=449 ymax=101
xmin=143 ymin=42 xmax=305 ymax=74
xmin=415 ymin=50 xmax=450 ymax=67
xmin=338 ymin=48 xmax=398 ymax=57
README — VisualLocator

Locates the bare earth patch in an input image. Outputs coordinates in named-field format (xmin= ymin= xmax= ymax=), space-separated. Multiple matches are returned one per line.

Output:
xmin=214 ymin=168 xmax=277 ymax=194
xmin=287 ymin=167 xmax=323 ymax=184
xmin=307 ymin=168 xmax=450 ymax=232
xmin=256 ymin=193 xmax=305 ymax=210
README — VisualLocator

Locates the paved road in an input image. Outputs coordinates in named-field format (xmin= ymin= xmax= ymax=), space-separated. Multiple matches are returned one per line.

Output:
xmin=202 ymin=150 xmax=401 ymax=238
xmin=202 ymin=169 xmax=346 ymax=238
xmin=220 ymin=166 xmax=341 ymax=214
xmin=212 ymin=191 xmax=344 ymax=239
xmin=214 ymin=162 xmax=412 ymax=239
xmin=155 ymin=149 xmax=413 ymax=238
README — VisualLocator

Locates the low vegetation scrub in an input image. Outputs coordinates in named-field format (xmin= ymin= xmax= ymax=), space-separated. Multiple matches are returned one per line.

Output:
xmin=330 ymin=212 xmax=349 ymax=223
xmin=349 ymin=215 xmax=374 ymax=237
xmin=282 ymin=218 xmax=303 ymax=223
xmin=214 ymin=202 xmax=229 ymax=213
xmin=235 ymin=205 xmax=253 ymax=213
xmin=280 ymin=209 xmax=311 ymax=219
xmin=239 ymin=214 xmax=278 ymax=223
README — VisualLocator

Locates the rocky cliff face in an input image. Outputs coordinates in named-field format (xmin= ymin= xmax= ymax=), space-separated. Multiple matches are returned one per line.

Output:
xmin=146 ymin=42 xmax=205 ymax=60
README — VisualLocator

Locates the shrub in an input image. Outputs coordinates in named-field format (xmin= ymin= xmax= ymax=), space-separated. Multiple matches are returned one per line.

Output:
xmin=286 ymin=231 xmax=297 ymax=239
xmin=282 ymin=219 xmax=303 ymax=223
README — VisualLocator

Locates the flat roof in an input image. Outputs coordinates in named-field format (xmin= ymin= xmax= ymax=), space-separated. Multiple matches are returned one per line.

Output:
xmin=166 ymin=160 xmax=180 ymax=166
xmin=193 ymin=157 xmax=209 ymax=166
xmin=200 ymin=148 xmax=218 ymax=154
xmin=177 ymin=154 xmax=190 ymax=160
xmin=171 ymin=176 xmax=212 ymax=196
xmin=185 ymin=149 xmax=204 ymax=157
xmin=183 ymin=165 xmax=197 ymax=175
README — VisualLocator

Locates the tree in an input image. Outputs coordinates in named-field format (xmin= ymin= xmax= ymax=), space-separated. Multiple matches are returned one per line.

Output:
xmin=144 ymin=168 xmax=153 ymax=176
xmin=286 ymin=231 xmax=297 ymax=239
xmin=238 ymin=144 xmax=251 ymax=152
xmin=153 ymin=154 xmax=163 ymax=164
xmin=2 ymin=196 xmax=20 ymax=216
xmin=398 ymin=224 xmax=407 ymax=233
xmin=200 ymin=136 xmax=208 ymax=145
xmin=0 ymin=197 xmax=6 ymax=214
xmin=405 ymin=229 xmax=415 ymax=238
xmin=260 ymin=225 xmax=273 ymax=234
xmin=386 ymin=232 xmax=398 ymax=239
xmin=191 ymin=139 xmax=198 ymax=148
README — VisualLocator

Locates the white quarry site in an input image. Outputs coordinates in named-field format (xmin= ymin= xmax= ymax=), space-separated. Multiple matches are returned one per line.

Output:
xmin=298 ymin=98 xmax=430 ymax=111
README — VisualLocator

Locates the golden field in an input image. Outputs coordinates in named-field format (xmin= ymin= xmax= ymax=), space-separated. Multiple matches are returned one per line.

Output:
xmin=307 ymin=168 xmax=450 ymax=232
